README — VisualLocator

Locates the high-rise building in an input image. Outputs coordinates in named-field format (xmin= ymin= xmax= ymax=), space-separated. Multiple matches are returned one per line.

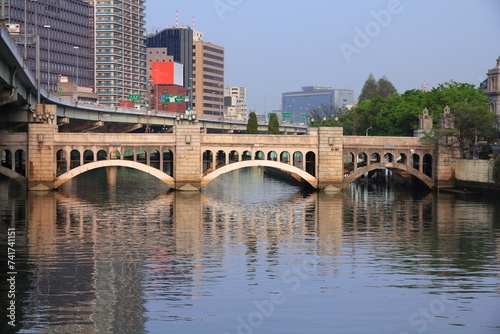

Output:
xmin=83 ymin=0 xmax=147 ymax=107
xmin=2 ymin=0 xmax=94 ymax=93
xmin=146 ymin=26 xmax=193 ymax=88
xmin=193 ymin=40 xmax=224 ymax=117
xmin=282 ymin=86 xmax=354 ymax=124
xmin=146 ymin=26 xmax=224 ymax=117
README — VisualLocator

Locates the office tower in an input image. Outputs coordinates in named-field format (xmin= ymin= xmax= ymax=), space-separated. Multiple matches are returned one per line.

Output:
xmin=83 ymin=0 xmax=147 ymax=107
xmin=2 ymin=0 xmax=94 ymax=93
xmin=193 ymin=40 xmax=224 ymax=117
xmin=146 ymin=26 xmax=193 ymax=88
xmin=282 ymin=86 xmax=354 ymax=124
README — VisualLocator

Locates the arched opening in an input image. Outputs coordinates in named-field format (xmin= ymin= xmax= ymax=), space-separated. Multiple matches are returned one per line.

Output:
xmin=1 ymin=149 xmax=12 ymax=169
xmin=293 ymin=151 xmax=303 ymax=169
xmin=229 ymin=150 xmax=239 ymax=163
xmin=397 ymin=153 xmax=407 ymax=164
xmin=371 ymin=153 xmax=381 ymax=163
xmin=268 ymin=151 xmax=278 ymax=161
xmin=137 ymin=149 xmax=147 ymax=164
xmin=203 ymin=150 xmax=213 ymax=172
xmin=15 ymin=150 xmax=26 ymax=176
xmin=242 ymin=150 xmax=252 ymax=161
xmin=150 ymin=149 xmax=160 ymax=169
xmin=123 ymin=149 xmax=134 ymax=161
xmin=70 ymin=150 xmax=80 ymax=169
xmin=412 ymin=153 xmax=420 ymax=171
xmin=280 ymin=151 xmax=290 ymax=164
xmin=56 ymin=149 xmax=67 ymax=176
xmin=357 ymin=152 xmax=368 ymax=168
xmin=305 ymin=151 xmax=316 ymax=176
xmin=384 ymin=153 xmax=394 ymax=163
xmin=344 ymin=152 xmax=355 ymax=175
xmin=423 ymin=154 xmax=433 ymax=178
xmin=83 ymin=150 xmax=94 ymax=164
xmin=97 ymin=150 xmax=107 ymax=161
xmin=110 ymin=150 xmax=121 ymax=159
xmin=163 ymin=149 xmax=173 ymax=176
xmin=216 ymin=150 xmax=226 ymax=169
xmin=255 ymin=151 xmax=265 ymax=160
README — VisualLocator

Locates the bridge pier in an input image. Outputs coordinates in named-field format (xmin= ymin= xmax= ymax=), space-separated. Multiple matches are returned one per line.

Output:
xmin=27 ymin=105 xmax=58 ymax=191
xmin=317 ymin=127 xmax=344 ymax=192
xmin=174 ymin=124 xmax=202 ymax=191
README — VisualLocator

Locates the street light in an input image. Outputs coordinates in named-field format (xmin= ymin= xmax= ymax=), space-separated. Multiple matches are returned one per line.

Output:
xmin=366 ymin=126 xmax=372 ymax=136
xmin=43 ymin=25 xmax=51 ymax=92
xmin=73 ymin=46 xmax=80 ymax=87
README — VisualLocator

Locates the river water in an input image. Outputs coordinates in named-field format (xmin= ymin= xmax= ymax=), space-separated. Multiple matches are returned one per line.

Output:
xmin=1 ymin=167 xmax=499 ymax=334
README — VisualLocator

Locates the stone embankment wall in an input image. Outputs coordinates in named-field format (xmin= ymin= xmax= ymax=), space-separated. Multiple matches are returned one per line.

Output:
xmin=455 ymin=159 xmax=497 ymax=189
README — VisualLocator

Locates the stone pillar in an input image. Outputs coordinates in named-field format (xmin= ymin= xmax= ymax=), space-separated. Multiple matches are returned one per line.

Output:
xmin=317 ymin=127 xmax=344 ymax=192
xmin=28 ymin=105 xmax=58 ymax=191
xmin=435 ymin=106 xmax=460 ymax=189
xmin=174 ymin=124 xmax=202 ymax=191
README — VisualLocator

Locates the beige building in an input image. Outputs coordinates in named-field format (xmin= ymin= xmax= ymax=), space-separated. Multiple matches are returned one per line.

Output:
xmin=486 ymin=57 xmax=500 ymax=129
xmin=193 ymin=40 xmax=224 ymax=118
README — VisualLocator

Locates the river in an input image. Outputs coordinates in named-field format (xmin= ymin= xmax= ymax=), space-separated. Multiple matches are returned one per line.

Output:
xmin=1 ymin=167 xmax=499 ymax=333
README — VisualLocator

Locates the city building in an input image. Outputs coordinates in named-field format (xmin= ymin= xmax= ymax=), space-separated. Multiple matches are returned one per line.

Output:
xmin=282 ymin=86 xmax=354 ymax=124
xmin=149 ymin=61 xmax=186 ymax=113
xmin=146 ymin=26 xmax=193 ymax=88
xmin=224 ymin=86 xmax=247 ymax=120
xmin=2 ymin=0 xmax=94 ymax=93
xmin=83 ymin=0 xmax=147 ymax=107
xmin=146 ymin=25 xmax=224 ymax=118
xmin=485 ymin=56 xmax=500 ymax=129
xmin=193 ymin=39 xmax=224 ymax=117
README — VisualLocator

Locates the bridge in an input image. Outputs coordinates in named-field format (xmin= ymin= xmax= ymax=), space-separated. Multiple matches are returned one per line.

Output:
xmin=0 ymin=25 xmax=457 ymax=191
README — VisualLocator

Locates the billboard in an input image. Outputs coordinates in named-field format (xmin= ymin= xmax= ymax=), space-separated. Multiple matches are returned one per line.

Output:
xmin=151 ymin=62 xmax=184 ymax=86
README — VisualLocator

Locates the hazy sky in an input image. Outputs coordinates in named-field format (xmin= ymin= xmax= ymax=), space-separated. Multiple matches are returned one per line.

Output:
xmin=145 ymin=0 xmax=500 ymax=113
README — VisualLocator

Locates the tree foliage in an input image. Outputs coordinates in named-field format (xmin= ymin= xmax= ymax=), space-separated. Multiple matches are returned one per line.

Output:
xmin=246 ymin=112 xmax=258 ymax=134
xmin=267 ymin=113 xmax=280 ymax=134
xmin=358 ymin=73 xmax=397 ymax=102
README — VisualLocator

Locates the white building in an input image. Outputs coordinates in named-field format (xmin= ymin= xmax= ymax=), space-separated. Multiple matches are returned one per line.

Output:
xmin=224 ymin=86 xmax=247 ymax=120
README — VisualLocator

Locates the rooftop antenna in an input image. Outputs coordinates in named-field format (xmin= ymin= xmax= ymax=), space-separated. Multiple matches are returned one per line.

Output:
xmin=192 ymin=16 xmax=195 ymax=29
xmin=175 ymin=10 xmax=178 ymax=27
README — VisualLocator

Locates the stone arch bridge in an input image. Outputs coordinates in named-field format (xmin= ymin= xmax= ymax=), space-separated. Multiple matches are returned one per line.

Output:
xmin=0 ymin=109 xmax=456 ymax=192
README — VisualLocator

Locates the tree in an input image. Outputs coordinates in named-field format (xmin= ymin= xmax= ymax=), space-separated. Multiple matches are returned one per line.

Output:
xmin=246 ymin=112 xmax=258 ymax=134
xmin=358 ymin=73 xmax=377 ymax=102
xmin=267 ymin=113 xmax=280 ymax=134
xmin=377 ymin=76 xmax=398 ymax=98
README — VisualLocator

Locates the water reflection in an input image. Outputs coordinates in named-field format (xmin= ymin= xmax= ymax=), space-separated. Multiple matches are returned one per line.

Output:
xmin=0 ymin=168 xmax=499 ymax=333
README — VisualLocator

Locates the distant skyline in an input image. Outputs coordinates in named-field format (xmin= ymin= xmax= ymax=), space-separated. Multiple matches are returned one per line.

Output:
xmin=145 ymin=0 xmax=500 ymax=114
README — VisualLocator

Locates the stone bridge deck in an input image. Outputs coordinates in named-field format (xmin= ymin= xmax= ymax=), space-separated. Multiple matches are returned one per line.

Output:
xmin=0 ymin=121 xmax=450 ymax=192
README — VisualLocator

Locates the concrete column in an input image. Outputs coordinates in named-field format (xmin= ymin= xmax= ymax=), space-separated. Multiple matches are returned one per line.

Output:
xmin=174 ymin=125 xmax=202 ymax=191
xmin=317 ymin=126 xmax=344 ymax=192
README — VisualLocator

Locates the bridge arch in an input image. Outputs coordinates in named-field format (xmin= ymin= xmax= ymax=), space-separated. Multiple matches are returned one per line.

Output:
xmin=342 ymin=162 xmax=434 ymax=189
xmin=53 ymin=159 xmax=176 ymax=189
xmin=200 ymin=160 xmax=317 ymax=189
xmin=0 ymin=165 xmax=27 ymax=186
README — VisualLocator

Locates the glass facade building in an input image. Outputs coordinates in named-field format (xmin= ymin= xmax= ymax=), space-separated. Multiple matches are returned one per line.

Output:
xmin=146 ymin=26 xmax=193 ymax=88
xmin=3 ymin=0 xmax=94 ymax=92
xmin=282 ymin=86 xmax=354 ymax=124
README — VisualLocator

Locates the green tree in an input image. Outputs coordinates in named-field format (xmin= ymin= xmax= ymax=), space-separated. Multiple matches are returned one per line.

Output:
xmin=376 ymin=76 xmax=398 ymax=98
xmin=267 ymin=113 xmax=280 ymax=134
xmin=358 ymin=73 xmax=377 ymax=102
xmin=246 ymin=112 xmax=258 ymax=134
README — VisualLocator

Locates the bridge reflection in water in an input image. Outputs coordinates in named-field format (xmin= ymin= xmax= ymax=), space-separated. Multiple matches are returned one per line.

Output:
xmin=1 ymin=166 xmax=498 ymax=333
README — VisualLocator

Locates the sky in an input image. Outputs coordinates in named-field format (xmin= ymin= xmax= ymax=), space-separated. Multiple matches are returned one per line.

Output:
xmin=145 ymin=0 xmax=500 ymax=113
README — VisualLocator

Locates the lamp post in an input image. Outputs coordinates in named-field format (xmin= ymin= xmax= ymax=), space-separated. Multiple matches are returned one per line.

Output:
xmin=73 ymin=46 xmax=80 ymax=87
xmin=43 ymin=25 xmax=51 ymax=92
xmin=366 ymin=126 xmax=372 ymax=136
